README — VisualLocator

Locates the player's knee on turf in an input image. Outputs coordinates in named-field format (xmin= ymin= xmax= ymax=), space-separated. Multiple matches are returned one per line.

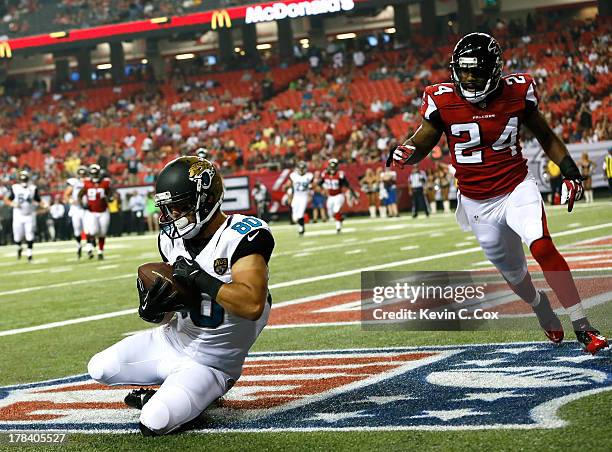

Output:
xmin=87 ymin=352 xmax=120 ymax=384
xmin=139 ymin=385 xmax=194 ymax=435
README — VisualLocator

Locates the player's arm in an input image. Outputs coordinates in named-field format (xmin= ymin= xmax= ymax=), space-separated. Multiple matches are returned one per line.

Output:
xmin=524 ymin=109 xmax=583 ymax=211
xmin=172 ymin=229 xmax=274 ymax=321
xmin=63 ymin=186 xmax=73 ymax=204
xmin=387 ymin=119 xmax=443 ymax=168
xmin=215 ymin=254 xmax=269 ymax=320
xmin=4 ymin=189 xmax=15 ymax=207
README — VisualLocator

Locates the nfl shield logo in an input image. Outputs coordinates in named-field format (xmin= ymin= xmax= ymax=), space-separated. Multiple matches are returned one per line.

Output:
xmin=214 ymin=258 xmax=228 ymax=275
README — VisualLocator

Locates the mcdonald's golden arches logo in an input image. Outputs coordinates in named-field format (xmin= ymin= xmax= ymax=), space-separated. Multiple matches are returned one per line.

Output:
xmin=0 ymin=41 xmax=12 ymax=59
xmin=211 ymin=10 xmax=231 ymax=30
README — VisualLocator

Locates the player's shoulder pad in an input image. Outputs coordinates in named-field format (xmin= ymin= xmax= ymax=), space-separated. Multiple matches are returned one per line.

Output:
xmin=228 ymin=214 xmax=271 ymax=237
xmin=502 ymin=73 xmax=538 ymax=107
xmin=420 ymin=83 xmax=455 ymax=122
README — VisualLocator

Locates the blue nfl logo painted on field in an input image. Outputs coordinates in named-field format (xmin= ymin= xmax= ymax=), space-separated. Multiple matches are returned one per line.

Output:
xmin=0 ymin=343 xmax=609 ymax=433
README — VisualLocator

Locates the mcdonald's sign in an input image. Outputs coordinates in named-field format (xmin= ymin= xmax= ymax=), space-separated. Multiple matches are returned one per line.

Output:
xmin=211 ymin=10 xmax=231 ymax=30
xmin=0 ymin=41 xmax=11 ymax=59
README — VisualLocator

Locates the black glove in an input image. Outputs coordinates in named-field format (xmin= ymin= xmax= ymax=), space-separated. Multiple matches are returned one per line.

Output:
xmin=173 ymin=256 xmax=224 ymax=301
xmin=137 ymin=276 xmax=176 ymax=323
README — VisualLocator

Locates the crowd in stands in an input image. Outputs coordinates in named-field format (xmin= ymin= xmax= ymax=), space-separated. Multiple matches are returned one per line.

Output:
xmin=0 ymin=13 xmax=610 ymax=197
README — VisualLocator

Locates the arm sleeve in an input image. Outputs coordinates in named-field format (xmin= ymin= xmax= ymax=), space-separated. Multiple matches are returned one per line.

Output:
xmin=525 ymin=78 xmax=539 ymax=116
xmin=33 ymin=189 xmax=41 ymax=203
xmin=419 ymin=89 xmax=444 ymax=129
xmin=231 ymin=229 xmax=275 ymax=266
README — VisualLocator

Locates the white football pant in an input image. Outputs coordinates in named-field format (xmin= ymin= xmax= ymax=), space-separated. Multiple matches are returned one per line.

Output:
xmin=456 ymin=174 xmax=546 ymax=285
xmin=84 ymin=211 xmax=110 ymax=237
xmin=88 ymin=327 xmax=232 ymax=435
xmin=13 ymin=213 xmax=35 ymax=243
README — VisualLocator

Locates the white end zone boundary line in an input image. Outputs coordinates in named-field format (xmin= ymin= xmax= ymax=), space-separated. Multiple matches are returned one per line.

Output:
xmin=0 ymin=223 xmax=610 ymax=337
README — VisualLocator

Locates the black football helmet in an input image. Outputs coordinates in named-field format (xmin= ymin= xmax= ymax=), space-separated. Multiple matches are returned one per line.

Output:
xmin=450 ymin=32 xmax=503 ymax=103
xmin=89 ymin=164 xmax=102 ymax=183
xmin=327 ymin=158 xmax=339 ymax=175
xmin=18 ymin=171 xmax=29 ymax=185
xmin=155 ymin=156 xmax=224 ymax=239
xmin=297 ymin=161 xmax=307 ymax=175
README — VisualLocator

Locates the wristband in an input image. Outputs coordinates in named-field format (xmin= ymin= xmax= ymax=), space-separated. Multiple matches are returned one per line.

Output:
xmin=559 ymin=156 xmax=582 ymax=180
xmin=194 ymin=271 xmax=224 ymax=300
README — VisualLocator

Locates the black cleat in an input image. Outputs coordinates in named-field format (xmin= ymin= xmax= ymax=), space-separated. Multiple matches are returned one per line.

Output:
xmin=77 ymin=247 xmax=82 ymax=259
xmin=17 ymin=248 xmax=22 ymax=260
xmin=125 ymin=388 xmax=156 ymax=410
xmin=575 ymin=330 xmax=609 ymax=355
xmin=532 ymin=291 xmax=564 ymax=344
xmin=88 ymin=249 xmax=94 ymax=260
xmin=27 ymin=255 xmax=32 ymax=263
xmin=97 ymin=253 xmax=104 ymax=260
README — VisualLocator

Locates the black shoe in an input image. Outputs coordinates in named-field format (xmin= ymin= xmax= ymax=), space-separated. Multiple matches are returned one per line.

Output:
xmin=17 ymin=248 xmax=22 ymax=260
xmin=532 ymin=291 xmax=564 ymax=344
xmin=125 ymin=388 xmax=156 ymax=410
xmin=97 ymin=253 xmax=104 ymax=260
xmin=27 ymin=255 xmax=32 ymax=263
xmin=77 ymin=247 xmax=82 ymax=259
xmin=575 ymin=330 xmax=609 ymax=355
xmin=88 ymin=250 xmax=94 ymax=260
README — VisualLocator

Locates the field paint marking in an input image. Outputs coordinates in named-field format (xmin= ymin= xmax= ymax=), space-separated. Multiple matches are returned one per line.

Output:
xmin=345 ymin=249 xmax=363 ymax=255
xmin=97 ymin=265 xmax=119 ymax=270
xmin=0 ymin=274 xmax=132 ymax=299
xmin=0 ymin=309 xmax=137 ymax=337
xmin=401 ymin=245 xmax=419 ymax=251
xmin=0 ymin=224 xmax=610 ymax=335
xmin=269 ymin=222 xmax=612 ymax=289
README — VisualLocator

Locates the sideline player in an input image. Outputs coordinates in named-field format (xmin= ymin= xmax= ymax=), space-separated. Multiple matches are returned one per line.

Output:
xmin=284 ymin=161 xmax=313 ymax=235
xmin=390 ymin=33 xmax=608 ymax=354
xmin=321 ymin=158 xmax=356 ymax=233
xmin=64 ymin=166 xmax=87 ymax=258
xmin=79 ymin=164 xmax=112 ymax=260
xmin=88 ymin=157 xmax=274 ymax=436
xmin=5 ymin=171 xmax=40 ymax=261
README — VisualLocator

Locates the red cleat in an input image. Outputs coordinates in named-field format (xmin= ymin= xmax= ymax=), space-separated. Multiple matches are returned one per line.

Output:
xmin=575 ymin=330 xmax=609 ymax=355
xmin=532 ymin=291 xmax=564 ymax=344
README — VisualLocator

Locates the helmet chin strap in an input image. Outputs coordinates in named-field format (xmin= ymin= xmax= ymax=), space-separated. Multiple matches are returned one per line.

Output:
xmin=176 ymin=196 xmax=224 ymax=240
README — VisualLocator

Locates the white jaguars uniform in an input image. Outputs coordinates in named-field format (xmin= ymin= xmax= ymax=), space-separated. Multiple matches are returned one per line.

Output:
xmin=10 ymin=184 xmax=39 ymax=242
xmin=87 ymin=214 xmax=272 ymax=435
xmin=289 ymin=171 xmax=313 ymax=222
xmin=66 ymin=177 xmax=85 ymax=237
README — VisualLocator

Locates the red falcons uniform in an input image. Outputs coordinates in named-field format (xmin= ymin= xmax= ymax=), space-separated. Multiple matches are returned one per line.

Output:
xmin=321 ymin=170 xmax=347 ymax=196
xmin=83 ymin=178 xmax=111 ymax=212
xmin=420 ymin=73 xmax=538 ymax=200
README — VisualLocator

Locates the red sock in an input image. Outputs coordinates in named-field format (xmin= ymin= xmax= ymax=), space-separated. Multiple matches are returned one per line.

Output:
xmin=334 ymin=213 xmax=343 ymax=222
xmin=98 ymin=237 xmax=105 ymax=251
xmin=507 ymin=272 xmax=537 ymax=305
xmin=530 ymin=237 xmax=581 ymax=310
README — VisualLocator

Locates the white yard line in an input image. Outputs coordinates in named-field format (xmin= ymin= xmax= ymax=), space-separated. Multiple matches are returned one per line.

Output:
xmin=0 ymin=223 xmax=610 ymax=336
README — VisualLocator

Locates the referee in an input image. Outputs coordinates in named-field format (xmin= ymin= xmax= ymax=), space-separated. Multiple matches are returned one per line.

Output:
xmin=408 ymin=164 xmax=429 ymax=218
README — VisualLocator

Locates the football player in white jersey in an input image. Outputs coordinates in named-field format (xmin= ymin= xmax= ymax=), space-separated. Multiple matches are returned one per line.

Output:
xmin=284 ymin=161 xmax=313 ymax=235
xmin=5 ymin=171 xmax=40 ymax=261
xmin=63 ymin=166 xmax=87 ymax=259
xmin=88 ymin=157 xmax=274 ymax=436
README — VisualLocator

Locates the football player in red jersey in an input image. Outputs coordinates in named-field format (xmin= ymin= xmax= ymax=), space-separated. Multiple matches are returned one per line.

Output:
xmin=390 ymin=33 xmax=607 ymax=354
xmin=320 ymin=159 xmax=356 ymax=234
xmin=79 ymin=164 xmax=112 ymax=260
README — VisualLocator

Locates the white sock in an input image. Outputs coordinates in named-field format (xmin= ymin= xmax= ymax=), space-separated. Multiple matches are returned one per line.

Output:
xmin=443 ymin=200 xmax=450 ymax=213
xmin=26 ymin=248 xmax=32 ymax=258
xmin=369 ymin=206 xmax=377 ymax=218
xmin=566 ymin=303 xmax=586 ymax=322
xmin=335 ymin=220 xmax=342 ymax=231
xmin=529 ymin=291 xmax=541 ymax=307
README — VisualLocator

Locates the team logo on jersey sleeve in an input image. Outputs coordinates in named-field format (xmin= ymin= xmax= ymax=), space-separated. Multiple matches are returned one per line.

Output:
xmin=214 ymin=258 xmax=228 ymax=275
xmin=0 ymin=343 xmax=609 ymax=433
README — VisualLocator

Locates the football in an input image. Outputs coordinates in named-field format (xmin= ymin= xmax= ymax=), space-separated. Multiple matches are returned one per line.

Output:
xmin=137 ymin=262 xmax=200 ymax=306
